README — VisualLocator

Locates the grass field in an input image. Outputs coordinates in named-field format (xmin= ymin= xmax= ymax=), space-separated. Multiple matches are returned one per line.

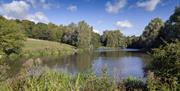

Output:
xmin=22 ymin=38 xmax=78 ymax=57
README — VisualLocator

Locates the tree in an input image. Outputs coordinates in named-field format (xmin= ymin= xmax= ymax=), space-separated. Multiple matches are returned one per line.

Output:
xmin=149 ymin=42 xmax=180 ymax=85
xmin=77 ymin=21 xmax=92 ymax=48
xmin=101 ymin=30 xmax=126 ymax=48
xmin=91 ymin=32 xmax=101 ymax=48
xmin=31 ymin=23 xmax=50 ymax=40
xmin=0 ymin=19 xmax=25 ymax=55
xmin=138 ymin=18 xmax=164 ymax=49
xmin=126 ymin=35 xmax=140 ymax=48
xmin=61 ymin=21 xmax=99 ymax=49
xmin=161 ymin=6 xmax=180 ymax=42
xmin=20 ymin=20 xmax=35 ymax=38
xmin=61 ymin=23 xmax=79 ymax=46
xmin=47 ymin=23 xmax=63 ymax=42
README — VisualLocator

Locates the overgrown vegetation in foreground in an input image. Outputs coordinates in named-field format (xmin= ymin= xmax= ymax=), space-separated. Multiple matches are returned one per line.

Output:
xmin=0 ymin=67 xmax=147 ymax=91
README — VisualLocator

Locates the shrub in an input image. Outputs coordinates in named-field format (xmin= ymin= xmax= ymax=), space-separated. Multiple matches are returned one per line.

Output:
xmin=122 ymin=76 xmax=146 ymax=91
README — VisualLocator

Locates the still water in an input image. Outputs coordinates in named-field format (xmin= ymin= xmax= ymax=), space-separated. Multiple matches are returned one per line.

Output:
xmin=35 ymin=48 xmax=151 ymax=79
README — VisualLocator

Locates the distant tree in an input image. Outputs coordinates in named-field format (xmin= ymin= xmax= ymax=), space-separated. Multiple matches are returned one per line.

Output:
xmin=101 ymin=30 xmax=126 ymax=48
xmin=91 ymin=32 xmax=101 ymax=48
xmin=32 ymin=23 xmax=50 ymax=40
xmin=61 ymin=23 xmax=79 ymax=46
xmin=77 ymin=21 xmax=92 ymax=48
xmin=61 ymin=21 xmax=100 ymax=49
xmin=47 ymin=23 xmax=63 ymax=42
xmin=20 ymin=20 xmax=35 ymax=37
xmin=0 ymin=19 xmax=25 ymax=55
xmin=126 ymin=35 xmax=139 ymax=48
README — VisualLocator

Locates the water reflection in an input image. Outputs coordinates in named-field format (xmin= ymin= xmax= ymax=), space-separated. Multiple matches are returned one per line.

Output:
xmin=39 ymin=49 xmax=151 ymax=79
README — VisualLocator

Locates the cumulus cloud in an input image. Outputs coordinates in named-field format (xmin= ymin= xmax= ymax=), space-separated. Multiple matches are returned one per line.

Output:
xmin=136 ymin=0 xmax=161 ymax=11
xmin=67 ymin=5 xmax=77 ymax=12
xmin=0 ymin=1 xmax=29 ymax=19
xmin=93 ymin=29 xmax=100 ymax=34
xmin=116 ymin=20 xmax=133 ymax=29
xmin=26 ymin=12 xmax=49 ymax=23
xmin=105 ymin=0 xmax=126 ymax=14
xmin=22 ymin=0 xmax=53 ymax=9
xmin=0 ymin=1 xmax=49 ymax=23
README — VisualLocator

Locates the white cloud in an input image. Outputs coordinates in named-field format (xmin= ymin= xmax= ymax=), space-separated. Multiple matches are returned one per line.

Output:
xmin=136 ymin=0 xmax=161 ymax=11
xmin=67 ymin=5 xmax=77 ymax=12
xmin=93 ymin=29 xmax=100 ymax=33
xmin=0 ymin=1 xmax=49 ymax=23
xmin=105 ymin=0 xmax=126 ymax=14
xmin=21 ymin=0 xmax=54 ymax=9
xmin=26 ymin=12 xmax=49 ymax=23
xmin=116 ymin=20 xmax=133 ymax=29
xmin=0 ymin=1 xmax=29 ymax=19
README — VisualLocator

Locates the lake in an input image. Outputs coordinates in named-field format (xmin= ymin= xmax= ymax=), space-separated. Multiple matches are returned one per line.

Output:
xmin=24 ymin=48 xmax=151 ymax=79
xmin=7 ymin=48 xmax=151 ymax=80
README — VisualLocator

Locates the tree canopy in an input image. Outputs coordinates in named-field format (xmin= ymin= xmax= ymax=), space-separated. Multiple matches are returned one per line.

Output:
xmin=101 ymin=30 xmax=126 ymax=48
xmin=0 ymin=19 xmax=25 ymax=55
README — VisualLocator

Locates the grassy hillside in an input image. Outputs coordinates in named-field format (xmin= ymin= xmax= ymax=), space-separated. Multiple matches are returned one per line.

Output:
xmin=22 ymin=38 xmax=77 ymax=57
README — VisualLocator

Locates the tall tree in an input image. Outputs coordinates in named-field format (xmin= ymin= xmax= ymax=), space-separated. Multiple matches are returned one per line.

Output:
xmin=0 ymin=19 xmax=25 ymax=55
xmin=138 ymin=18 xmax=164 ymax=49
xmin=91 ymin=32 xmax=101 ymax=48
xmin=77 ymin=21 xmax=92 ymax=48
xmin=101 ymin=30 xmax=126 ymax=48
xmin=161 ymin=6 xmax=180 ymax=42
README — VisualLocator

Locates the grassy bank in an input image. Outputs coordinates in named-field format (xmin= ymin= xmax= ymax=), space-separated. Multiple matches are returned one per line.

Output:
xmin=22 ymin=38 xmax=78 ymax=58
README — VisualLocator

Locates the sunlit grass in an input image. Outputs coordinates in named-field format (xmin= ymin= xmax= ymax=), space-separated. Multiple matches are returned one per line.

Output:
xmin=22 ymin=38 xmax=78 ymax=57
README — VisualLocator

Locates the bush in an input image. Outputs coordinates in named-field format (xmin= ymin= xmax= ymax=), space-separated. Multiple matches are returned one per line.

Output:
xmin=150 ymin=42 xmax=180 ymax=82
xmin=122 ymin=76 xmax=146 ymax=91
xmin=147 ymin=42 xmax=180 ymax=91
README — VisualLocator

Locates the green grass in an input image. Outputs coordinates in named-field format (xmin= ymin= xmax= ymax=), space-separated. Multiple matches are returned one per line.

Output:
xmin=22 ymin=38 xmax=78 ymax=58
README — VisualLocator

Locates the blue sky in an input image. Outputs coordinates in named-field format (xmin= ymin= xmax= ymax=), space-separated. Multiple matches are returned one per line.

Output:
xmin=0 ymin=0 xmax=180 ymax=36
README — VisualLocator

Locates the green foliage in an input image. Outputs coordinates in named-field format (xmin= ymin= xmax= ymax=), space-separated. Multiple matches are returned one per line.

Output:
xmin=0 ymin=19 xmax=25 ymax=55
xmin=77 ymin=21 xmax=92 ymax=49
xmin=20 ymin=20 xmax=35 ymax=38
xmin=61 ymin=21 xmax=101 ymax=49
xmin=122 ymin=76 xmax=146 ymax=91
xmin=161 ymin=6 xmax=180 ymax=42
xmin=47 ymin=23 xmax=63 ymax=42
xmin=3 ymin=70 xmax=118 ymax=91
xmin=126 ymin=35 xmax=139 ymax=48
xmin=139 ymin=18 xmax=164 ymax=49
xmin=128 ymin=18 xmax=164 ymax=49
xmin=101 ymin=30 xmax=126 ymax=48
xmin=128 ymin=6 xmax=180 ymax=50
xmin=91 ymin=32 xmax=101 ymax=48
xmin=146 ymin=71 xmax=180 ymax=91
xmin=61 ymin=23 xmax=79 ymax=46
xmin=150 ymin=42 xmax=180 ymax=81
xmin=146 ymin=42 xmax=180 ymax=91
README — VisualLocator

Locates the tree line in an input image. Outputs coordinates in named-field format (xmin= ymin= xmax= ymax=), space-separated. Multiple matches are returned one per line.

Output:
xmin=1 ymin=6 xmax=180 ymax=56
xmin=127 ymin=6 xmax=180 ymax=51
xmin=0 ymin=15 xmax=128 ymax=55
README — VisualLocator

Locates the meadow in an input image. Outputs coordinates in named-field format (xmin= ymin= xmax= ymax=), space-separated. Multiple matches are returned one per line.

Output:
xmin=22 ymin=38 xmax=78 ymax=58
